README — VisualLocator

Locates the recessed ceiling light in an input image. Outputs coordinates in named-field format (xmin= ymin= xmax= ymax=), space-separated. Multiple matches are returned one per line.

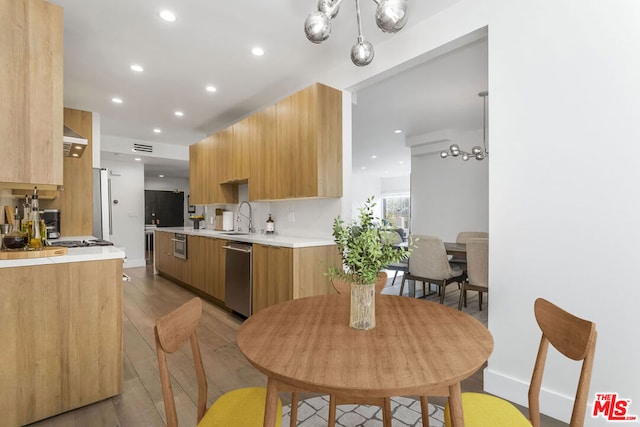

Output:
xmin=134 ymin=158 xmax=141 ymax=162
xmin=130 ymin=64 xmax=143 ymax=72
xmin=72 ymin=153 xmax=79 ymax=157
xmin=153 ymin=128 xmax=162 ymax=133
xmin=158 ymin=174 xmax=165 ymax=178
xmin=361 ymin=166 xmax=366 ymax=170
xmin=159 ymin=10 xmax=176 ymax=22
xmin=174 ymin=111 xmax=184 ymax=117
xmin=394 ymin=129 xmax=402 ymax=134
xmin=73 ymin=146 xmax=82 ymax=150
xmin=399 ymin=160 xmax=404 ymax=164
xmin=206 ymin=85 xmax=217 ymax=93
xmin=251 ymin=47 xmax=265 ymax=56
xmin=385 ymin=170 xmax=390 ymax=174
xmin=371 ymin=155 xmax=377 ymax=159
xmin=112 ymin=97 xmax=123 ymax=104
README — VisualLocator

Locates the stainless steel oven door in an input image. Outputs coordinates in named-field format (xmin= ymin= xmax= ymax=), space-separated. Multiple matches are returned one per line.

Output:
xmin=172 ymin=233 xmax=187 ymax=259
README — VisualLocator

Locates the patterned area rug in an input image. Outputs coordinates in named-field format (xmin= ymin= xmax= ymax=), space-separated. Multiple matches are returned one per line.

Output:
xmin=282 ymin=395 xmax=445 ymax=427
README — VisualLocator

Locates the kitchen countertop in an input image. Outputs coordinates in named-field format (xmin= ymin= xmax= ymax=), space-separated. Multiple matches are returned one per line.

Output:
xmin=154 ymin=227 xmax=335 ymax=248
xmin=0 ymin=236 xmax=125 ymax=268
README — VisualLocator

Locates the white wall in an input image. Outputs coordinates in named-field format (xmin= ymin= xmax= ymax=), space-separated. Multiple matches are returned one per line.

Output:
xmin=102 ymin=159 xmax=145 ymax=268
xmin=351 ymin=171 xmax=382 ymax=220
xmin=381 ymin=175 xmax=410 ymax=195
xmin=144 ymin=176 xmax=190 ymax=226
xmin=319 ymin=0 xmax=640 ymax=424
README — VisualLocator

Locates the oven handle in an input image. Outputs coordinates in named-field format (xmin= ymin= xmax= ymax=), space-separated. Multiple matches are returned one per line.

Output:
xmin=222 ymin=245 xmax=252 ymax=253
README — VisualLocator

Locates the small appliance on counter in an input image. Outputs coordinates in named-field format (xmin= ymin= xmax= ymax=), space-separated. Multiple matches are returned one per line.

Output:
xmin=42 ymin=209 xmax=61 ymax=239
xmin=222 ymin=211 xmax=234 ymax=231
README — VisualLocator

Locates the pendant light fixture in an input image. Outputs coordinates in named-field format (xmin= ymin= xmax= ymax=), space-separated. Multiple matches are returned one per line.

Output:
xmin=304 ymin=0 xmax=408 ymax=67
xmin=440 ymin=91 xmax=489 ymax=161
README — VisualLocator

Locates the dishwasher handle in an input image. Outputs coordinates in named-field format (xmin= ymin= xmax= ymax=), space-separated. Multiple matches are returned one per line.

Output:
xmin=223 ymin=245 xmax=252 ymax=253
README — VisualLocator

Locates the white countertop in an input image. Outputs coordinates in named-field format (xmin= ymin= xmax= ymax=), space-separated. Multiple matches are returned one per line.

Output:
xmin=0 ymin=236 xmax=126 ymax=268
xmin=154 ymin=227 xmax=335 ymax=248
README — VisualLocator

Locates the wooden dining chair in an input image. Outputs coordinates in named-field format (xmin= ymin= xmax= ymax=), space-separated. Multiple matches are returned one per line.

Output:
xmin=400 ymin=235 xmax=466 ymax=303
xmin=458 ymin=237 xmax=488 ymax=311
xmin=155 ymin=297 xmax=287 ymax=427
xmin=444 ymin=298 xmax=597 ymax=427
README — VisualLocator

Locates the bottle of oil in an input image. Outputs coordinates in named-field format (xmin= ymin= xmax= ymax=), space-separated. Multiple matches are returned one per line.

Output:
xmin=265 ymin=214 xmax=275 ymax=234
xmin=29 ymin=187 xmax=42 ymax=249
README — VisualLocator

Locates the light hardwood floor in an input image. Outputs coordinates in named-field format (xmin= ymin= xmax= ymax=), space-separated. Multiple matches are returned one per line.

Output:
xmin=29 ymin=266 xmax=567 ymax=427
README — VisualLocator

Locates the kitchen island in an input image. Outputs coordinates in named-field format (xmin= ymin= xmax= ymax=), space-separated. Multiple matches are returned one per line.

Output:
xmin=0 ymin=245 xmax=125 ymax=426
xmin=154 ymin=228 xmax=341 ymax=314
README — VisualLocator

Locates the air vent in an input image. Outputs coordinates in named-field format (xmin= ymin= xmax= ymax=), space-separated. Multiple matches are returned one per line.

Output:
xmin=132 ymin=143 xmax=153 ymax=153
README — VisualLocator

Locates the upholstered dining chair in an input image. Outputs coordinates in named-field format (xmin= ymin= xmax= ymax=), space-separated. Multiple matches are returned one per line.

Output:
xmin=155 ymin=297 xmax=290 ymax=427
xmin=400 ymin=235 xmax=466 ymax=303
xmin=381 ymin=229 xmax=409 ymax=286
xmin=444 ymin=298 xmax=597 ymax=427
xmin=458 ymin=237 xmax=488 ymax=311
xmin=449 ymin=231 xmax=489 ymax=270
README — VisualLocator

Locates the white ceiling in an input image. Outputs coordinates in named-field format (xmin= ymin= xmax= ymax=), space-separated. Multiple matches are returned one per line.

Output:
xmin=49 ymin=0 xmax=487 ymax=180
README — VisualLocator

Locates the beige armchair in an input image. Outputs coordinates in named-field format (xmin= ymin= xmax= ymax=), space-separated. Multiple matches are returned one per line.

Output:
xmin=458 ymin=237 xmax=488 ymax=311
xmin=400 ymin=235 xmax=466 ymax=304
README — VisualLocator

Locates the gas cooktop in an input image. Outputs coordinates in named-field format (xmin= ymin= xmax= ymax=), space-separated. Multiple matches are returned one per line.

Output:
xmin=48 ymin=239 xmax=114 ymax=248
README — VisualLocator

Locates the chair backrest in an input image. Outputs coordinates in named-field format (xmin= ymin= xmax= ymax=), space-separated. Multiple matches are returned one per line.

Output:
xmin=528 ymin=298 xmax=597 ymax=427
xmin=155 ymin=297 xmax=207 ymax=427
xmin=456 ymin=231 xmax=489 ymax=244
xmin=380 ymin=229 xmax=403 ymax=245
xmin=332 ymin=271 xmax=388 ymax=294
xmin=408 ymin=235 xmax=453 ymax=280
xmin=466 ymin=238 xmax=488 ymax=288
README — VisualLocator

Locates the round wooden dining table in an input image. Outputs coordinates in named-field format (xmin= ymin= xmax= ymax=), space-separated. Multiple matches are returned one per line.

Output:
xmin=237 ymin=294 xmax=493 ymax=427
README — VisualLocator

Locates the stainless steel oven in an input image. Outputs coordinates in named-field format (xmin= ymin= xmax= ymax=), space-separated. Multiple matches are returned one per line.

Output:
xmin=172 ymin=233 xmax=187 ymax=259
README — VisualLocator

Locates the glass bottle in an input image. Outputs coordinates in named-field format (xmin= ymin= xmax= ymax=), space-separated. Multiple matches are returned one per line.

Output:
xmin=29 ymin=187 xmax=42 ymax=249
xmin=266 ymin=214 xmax=275 ymax=234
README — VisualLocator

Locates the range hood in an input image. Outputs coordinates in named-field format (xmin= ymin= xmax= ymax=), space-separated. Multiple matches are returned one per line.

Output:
xmin=63 ymin=125 xmax=88 ymax=158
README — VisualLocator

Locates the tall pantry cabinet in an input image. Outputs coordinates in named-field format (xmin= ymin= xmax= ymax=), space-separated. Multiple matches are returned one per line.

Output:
xmin=0 ymin=0 xmax=63 ymax=186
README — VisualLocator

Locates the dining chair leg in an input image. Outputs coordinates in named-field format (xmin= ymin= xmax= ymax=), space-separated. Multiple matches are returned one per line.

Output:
xmin=399 ymin=275 xmax=407 ymax=296
xmin=457 ymin=285 xmax=465 ymax=311
xmin=289 ymin=392 xmax=299 ymax=427
xmin=420 ymin=395 xmax=430 ymax=427
xmin=391 ymin=270 xmax=399 ymax=286
xmin=382 ymin=397 xmax=392 ymax=427
xmin=328 ymin=395 xmax=337 ymax=426
xmin=439 ymin=281 xmax=447 ymax=304
xmin=478 ymin=291 xmax=483 ymax=311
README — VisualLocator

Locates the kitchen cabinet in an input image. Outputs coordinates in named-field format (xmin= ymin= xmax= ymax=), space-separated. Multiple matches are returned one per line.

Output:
xmin=253 ymin=244 xmax=293 ymax=314
xmin=231 ymin=118 xmax=252 ymax=182
xmin=0 ymin=258 xmax=122 ymax=426
xmin=0 ymin=0 xmax=63 ymax=187
xmin=248 ymin=105 xmax=277 ymax=200
xmin=155 ymin=231 xmax=189 ymax=283
xmin=274 ymin=82 xmax=343 ymax=199
xmin=189 ymin=235 xmax=226 ymax=302
xmin=189 ymin=134 xmax=237 ymax=205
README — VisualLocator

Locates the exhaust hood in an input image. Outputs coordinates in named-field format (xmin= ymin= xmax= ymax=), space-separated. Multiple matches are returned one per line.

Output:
xmin=63 ymin=125 xmax=88 ymax=158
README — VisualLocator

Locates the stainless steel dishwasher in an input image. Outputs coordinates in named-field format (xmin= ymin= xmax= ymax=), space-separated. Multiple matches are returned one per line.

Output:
xmin=223 ymin=242 xmax=253 ymax=317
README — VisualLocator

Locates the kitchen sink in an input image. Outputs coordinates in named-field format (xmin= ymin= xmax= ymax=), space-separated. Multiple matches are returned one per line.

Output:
xmin=220 ymin=231 xmax=250 ymax=235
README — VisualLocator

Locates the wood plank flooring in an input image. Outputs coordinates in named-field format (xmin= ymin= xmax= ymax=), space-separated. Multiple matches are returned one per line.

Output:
xmin=28 ymin=266 xmax=567 ymax=427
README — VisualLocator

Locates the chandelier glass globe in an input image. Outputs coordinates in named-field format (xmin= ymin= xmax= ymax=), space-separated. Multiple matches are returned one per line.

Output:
xmin=375 ymin=0 xmax=408 ymax=33
xmin=304 ymin=11 xmax=331 ymax=43
xmin=317 ymin=0 xmax=340 ymax=18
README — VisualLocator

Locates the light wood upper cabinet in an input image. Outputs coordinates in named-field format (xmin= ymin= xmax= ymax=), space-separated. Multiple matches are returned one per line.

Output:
xmin=0 ymin=0 xmax=63 ymax=186
xmin=231 ymin=119 xmax=251 ymax=182
xmin=249 ymin=105 xmax=277 ymax=200
xmin=189 ymin=135 xmax=237 ymax=205
xmin=275 ymin=83 xmax=342 ymax=199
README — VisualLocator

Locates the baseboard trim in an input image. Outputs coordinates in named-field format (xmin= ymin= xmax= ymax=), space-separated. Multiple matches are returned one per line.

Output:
xmin=484 ymin=367 xmax=575 ymax=424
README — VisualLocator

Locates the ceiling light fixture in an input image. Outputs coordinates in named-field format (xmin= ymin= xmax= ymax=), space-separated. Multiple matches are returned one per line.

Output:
xmin=159 ymin=10 xmax=176 ymax=22
xmin=130 ymin=64 xmax=143 ymax=72
xmin=440 ymin=91 xmax=489 ymax=161
xmin=159 ymin=174 xmax=165 ymax=178
xmin=304 ymin=0 xmax=408 ymax=67
xmin=134 ymin=158 xmax=142 ymax=162
xmin=251 ymin=47 xmax=265 ymax=56
xmin=112 ymin=97 xmax=123 ymax=104
xmin=153 ymin=128 xmax=162 ymax=133
xmin=174 ymin=111 xmax=184 ymax=117
xmin=206 ymin=85 xmax=217 ymax=92
xmin=394 ymin=129 xmax=402 ymax=134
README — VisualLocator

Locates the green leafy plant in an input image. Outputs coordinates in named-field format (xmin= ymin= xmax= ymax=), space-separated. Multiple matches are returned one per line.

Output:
xmin=329 ymin=196 xmax=412 ymax=286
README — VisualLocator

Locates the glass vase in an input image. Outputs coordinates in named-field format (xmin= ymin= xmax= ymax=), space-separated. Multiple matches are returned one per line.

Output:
xmin=350 ymin=283 xmax=376 ymax=330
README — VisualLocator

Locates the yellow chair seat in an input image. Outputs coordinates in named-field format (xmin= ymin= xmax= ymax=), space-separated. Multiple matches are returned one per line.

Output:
xmin=444 ymin=392 xmax=531 ymax=427
xmin=198 ymin=387 xmax=283 ymax=427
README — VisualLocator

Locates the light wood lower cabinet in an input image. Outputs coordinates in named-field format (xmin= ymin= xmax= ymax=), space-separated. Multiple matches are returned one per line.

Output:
xmin=155 ymin=230 xmax=190 ymax=283
xmin=0 ymin=258 xmax=123 ymax=426
xmin=190 ymin=235 xmax=226 ymax=301
xmin=253 ymin=244 xmax=293 ymax=314
xmin=253 ymin=243 xmax=341 ymax=314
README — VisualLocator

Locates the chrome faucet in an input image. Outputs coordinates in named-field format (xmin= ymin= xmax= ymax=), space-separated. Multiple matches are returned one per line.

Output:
xmin=236 ymin=201 xmax=254 ymax=233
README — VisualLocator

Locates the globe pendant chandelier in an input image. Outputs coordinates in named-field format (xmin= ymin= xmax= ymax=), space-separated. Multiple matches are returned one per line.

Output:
xmin=440 ymin=91 xmax=489 ymax=161
xmin=304 ymin=0 xmax=409 ymax=67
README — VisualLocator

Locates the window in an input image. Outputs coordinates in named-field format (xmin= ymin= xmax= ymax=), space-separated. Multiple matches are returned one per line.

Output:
xmin=381 ymin=194 xmax=410 ymax=233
